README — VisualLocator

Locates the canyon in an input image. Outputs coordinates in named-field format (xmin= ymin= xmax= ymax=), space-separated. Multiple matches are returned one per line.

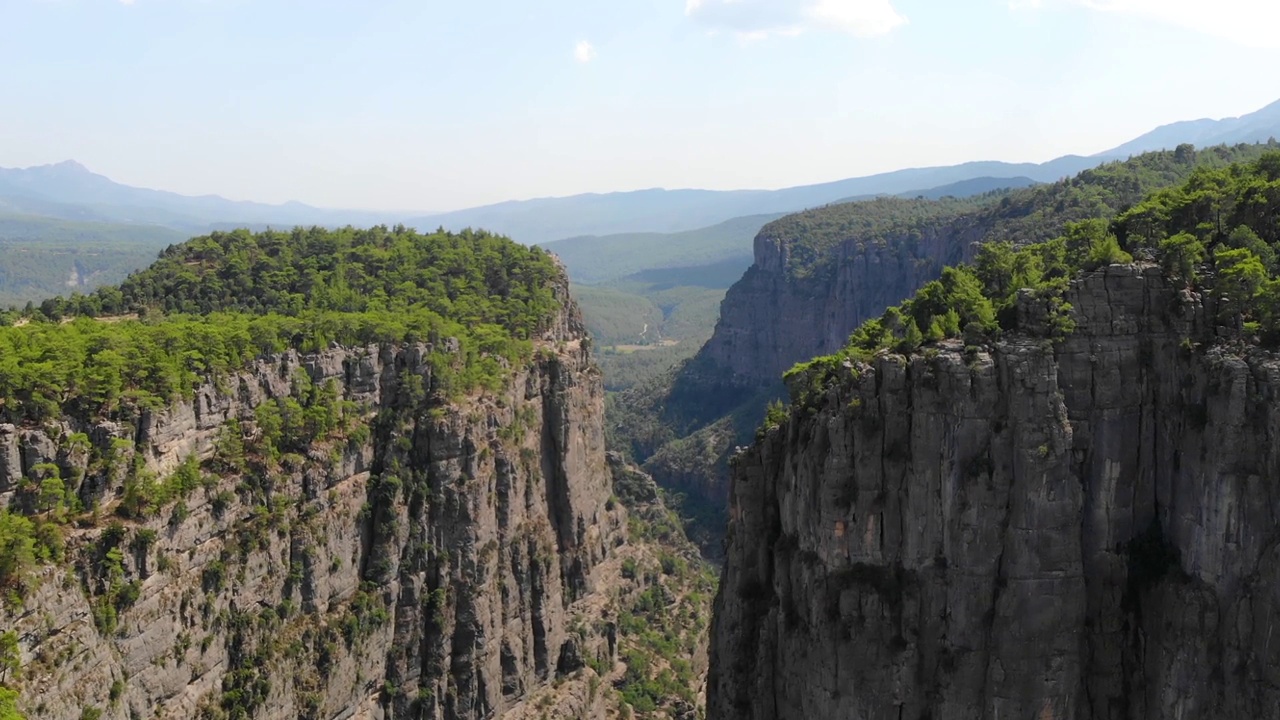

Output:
xmin=0 ymin=255 xmax=710 ymax=720
xmin=709 ymin=264 xmax=1280 ymax=719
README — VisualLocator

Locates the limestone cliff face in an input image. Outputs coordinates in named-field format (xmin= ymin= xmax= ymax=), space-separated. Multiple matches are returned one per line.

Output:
xmin=630 ymin=219 xmax=985 ymax=536
xmin=0 ymin=298 xmax=629 ymax=720
xmin=709 ymin=264 xmax=1280 ymax=720
xmin=698 ymin=218 xmax=985 ymax=391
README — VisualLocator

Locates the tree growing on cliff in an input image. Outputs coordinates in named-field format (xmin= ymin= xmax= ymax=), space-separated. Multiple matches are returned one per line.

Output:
xmin=779 ymin=151 xmax=1280 ymax=415
xmin=0 ymin=631 xmax=18 ymax=683
xmin=0 ymin=688 xmax=23 ymax=720
xmin=1226 ymin=225 xmax=1277 ymax=273
xmin=1062 ymin=219 xmax=1133 ymax=270
xmin=1158 ymin=232 xmax=1205 ymax=282
xmin=0 ymin=512 xmax=38 ymax=591
xmin=1215 ymin=246 xmax=1268 ymax=323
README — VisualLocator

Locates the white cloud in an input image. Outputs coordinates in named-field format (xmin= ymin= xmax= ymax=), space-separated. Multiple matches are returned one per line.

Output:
xmin=805 ymin=0 xmax=906 ymax=36
xmin=686 ymin=0 xmax=906 ymax=40
xmin=574 ymin=40 xmax=597 ymax=63
xmin=1012 ymin=0 xmax=1280 ymax=49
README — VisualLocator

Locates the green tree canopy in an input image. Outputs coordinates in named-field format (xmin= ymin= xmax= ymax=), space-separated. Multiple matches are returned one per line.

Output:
xmin=781 ymin=149 xmax=1280 ymax=411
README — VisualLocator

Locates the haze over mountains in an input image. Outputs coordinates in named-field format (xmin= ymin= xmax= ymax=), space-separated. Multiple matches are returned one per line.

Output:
xmin=410 ymin=165 xmax=1069 ymax=245
xmin=1100 ymin=98 xmax=1280 ymax=158
xmin=0 ymin=161 xmax=391 ymax=231
xmin=4 ymin=97 xmax=1280 ymax=251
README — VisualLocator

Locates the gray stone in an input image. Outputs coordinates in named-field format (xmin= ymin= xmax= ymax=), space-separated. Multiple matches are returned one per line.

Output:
xmin=0 ymin=288 xmax=640 ymax=720
xmin=640 ymin=219 xmax=990 ymax=518
xmin=709 ymin=265 xmax=1280 ymax=720
xmin=0 ymin=423 xmax=21 ymax=491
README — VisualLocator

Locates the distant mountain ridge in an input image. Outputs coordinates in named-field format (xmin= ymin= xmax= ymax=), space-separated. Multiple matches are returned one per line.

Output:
xmin=0 ymin=160 xmax=1058 ymax=246
xmin=898 ymin=175 xmax=1038 ymax=200
xmin=546 ymin=176 xmax=1041 ymax=286
xmin=4 ymin=97 xmax=1280 ymax=245
xmin=0 ymin=160 xmax=392 ymax=231
xmin=1098 ymin=98 xmax=1280 ymax=158
xmin=407 ymin=161 xmax=1093 ymax=244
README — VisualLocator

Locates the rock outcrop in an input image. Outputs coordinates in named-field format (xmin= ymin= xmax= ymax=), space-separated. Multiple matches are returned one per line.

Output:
xmin=616 ymin=145 xmax=1280 ymax=555
xmin=709 ymin=264 xmax=1280 ymax=720
xmin=616 ymin=215 xmax=986 ymax=551
xmin=1 ymin=297 xmax=643 ymax=720
xmin=699 ymin=220 xmax=982 ymax=390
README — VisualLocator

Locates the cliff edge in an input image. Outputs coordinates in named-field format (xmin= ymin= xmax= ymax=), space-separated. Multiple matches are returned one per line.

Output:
xmin=710 ymin=264 xmax=1280 ymax=719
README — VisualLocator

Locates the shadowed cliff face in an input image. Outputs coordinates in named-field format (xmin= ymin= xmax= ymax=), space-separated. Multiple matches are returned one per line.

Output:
xmin=709 ymin=264 xmax=1280 ymax=720
xmin=0 ymin=299 xmax=631 ymax=720
xmin=698 ymin=222 xmax=981 ymax=390
xmin=626 ymin=218 xmax=986 ymax=541
xmin=635 ymin=147 xmax=1277 ymax=525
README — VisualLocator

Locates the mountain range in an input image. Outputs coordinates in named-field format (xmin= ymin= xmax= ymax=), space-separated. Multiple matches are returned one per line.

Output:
xmin=0 ymin=161 xmax=388 ymax=231
xmin=4 ymin=98 xmax=1280 ymax=248
xmin=1099 ymin=98 xmax=1280 ymax=158
xmin=545 ymin=176 xmax=1039 ymax=286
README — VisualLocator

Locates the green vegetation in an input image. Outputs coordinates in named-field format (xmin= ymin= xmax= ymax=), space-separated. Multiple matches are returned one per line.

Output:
xmin=781 ymin=149 xmax=1280 ymax=414
xmin=69 ymin=225 xmax=557 ymax=325
xmin=0 ymin=224 xmax=566 ymax=598
xmin=605 ymin=463 xmax=717 ymax=718
xmin=0 ymin=632 xmax=18 ymax=684
xmin=579 ymin=284 xmax=724 ymax=393
xmin=602 ymin=145 xmax=1280 ymax=557
xmin=0 ymin=628 xmax=18 ymax=718
xmin=576 ymin=259 xmax=746 ymax=392
xmin=0 ymin=225 xmax=560 ymax=423
xmin=573 ymin=285 xmax=666 ymax=348
xmin=759 ymin=400 xmax=788 ymax=438
xmin=0 ymin=688 xmax=23 ymax=720
xmin=613 ymin=556 xmax=715 ymax=715
xmin=597 ymin=341 xmax=713 ymax=394
xmin=766 ymin=195 xmax=990 ymax=281
xmin=0 ymin=630 xmax=17 ymax=712
xmin=606 ymin=262 xmax=744 ymax=331
xmin=0 ymin=510 xmax=63 ymax=592
xmin=0 ymin=223 xmax=580 ymax=718
xmin=543 ymin=213 xmax=776 ymax=284
xmin=0 ymin=214 xmax=185 ymax=308
xmin=770 ymin=142 xmax=1278 ymax=282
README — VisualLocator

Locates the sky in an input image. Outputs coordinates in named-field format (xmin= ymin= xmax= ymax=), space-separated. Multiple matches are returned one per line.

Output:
xmin=2 ymin=0 xmax=1279 ymax=212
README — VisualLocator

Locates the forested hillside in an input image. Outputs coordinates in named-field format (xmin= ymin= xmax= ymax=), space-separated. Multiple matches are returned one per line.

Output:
xmin=575 ymin=259 xmax=747 ymax=392
xmin=0 ymin=215 xmax=184 ymax=308
xmin=0 ymin=225 xmax=714 ymax=720
xmin=770 ymin=142 xmax=1276 ymax=283
xmin=611 ymin=142 xmax=1280 ymax=553
xmin=0 ymin=226 xmax=562 ymax=423
xmin=711 ymin=147 xmax=1280 ymax=720
xmin=783 ymin=149 xmax=1280 ymax=408
xmin=546 ymin=214 xmax=781 ymax=285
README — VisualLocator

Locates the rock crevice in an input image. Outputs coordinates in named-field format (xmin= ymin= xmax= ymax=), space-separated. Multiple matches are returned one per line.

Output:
xmin=2 ymin=299 xmax=626 ymax=720
xmin=709 ymin=265 xmax=1280 ymax=720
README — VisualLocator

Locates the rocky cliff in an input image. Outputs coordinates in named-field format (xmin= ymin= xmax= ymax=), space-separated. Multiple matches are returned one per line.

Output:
xmin=616 ymin=210 xmax=987 ymax=547
xmin=0 ymin=291 xmax=707 ymax=720
xmin=709 ymin=264 xmax=1280 ymax=720
xmin=698 ymin=216 xmax=981 ymax=391
xmin=617 ymin=143 xmax=1277 ymax=555
xmin=697 ymin=143 xmax=1274 ymax=393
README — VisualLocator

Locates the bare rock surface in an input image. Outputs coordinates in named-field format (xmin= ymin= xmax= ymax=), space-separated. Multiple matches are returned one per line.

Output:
xmin=1 ymin=294 xmax=708 ymax=720
xmin=709 ymin=265 xmax=1280 ymax=720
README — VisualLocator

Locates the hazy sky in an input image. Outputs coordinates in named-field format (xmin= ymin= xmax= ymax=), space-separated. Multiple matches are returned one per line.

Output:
xmin=3 ymin=0 xmax=1278 ymax=212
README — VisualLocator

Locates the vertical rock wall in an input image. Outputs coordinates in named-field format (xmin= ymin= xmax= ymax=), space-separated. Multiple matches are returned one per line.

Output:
xmin=698 ymin=220 xmax=985 ymax=391
xmin=709 ymin=265 xmax=1280 ymax=720
xmin=1 ymin=301 xmax=626 ymax=720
